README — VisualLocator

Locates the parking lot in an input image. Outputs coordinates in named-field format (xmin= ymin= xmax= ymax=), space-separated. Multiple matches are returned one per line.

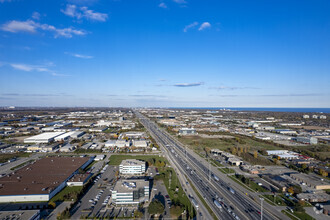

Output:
xmin=150 ymin=180 xmax=171 ymax=219
xmin=71 ymin=163 xmax=117 ymax=219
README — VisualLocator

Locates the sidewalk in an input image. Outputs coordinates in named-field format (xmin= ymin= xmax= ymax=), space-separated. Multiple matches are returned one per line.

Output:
xmin=47 ymin=201 xmax=73 ymax=220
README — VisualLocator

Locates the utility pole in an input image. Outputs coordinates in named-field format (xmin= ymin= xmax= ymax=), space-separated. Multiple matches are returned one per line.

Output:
xmin=208 ymin=156 xmax=211 ymax=182
xmin=260 ymin=198 xmax=264 ymax=220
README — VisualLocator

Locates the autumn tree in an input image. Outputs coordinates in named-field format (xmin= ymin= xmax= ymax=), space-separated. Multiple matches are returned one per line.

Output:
xmin=254 ymin=151 xmax=258 ymax=159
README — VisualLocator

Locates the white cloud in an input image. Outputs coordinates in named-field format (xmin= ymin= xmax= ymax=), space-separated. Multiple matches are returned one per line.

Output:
xmin=1 ymin=20 xmax=37 ymax=33
xmin=1 ymin=19 xmax=86 ymax=38
xmin=198 ymin=22 xmax=211 ymax=31
xmin=6 ymin=62 xmax=68 ymax=77
xmin=10 ymin=63 xmax=49 ymax=72
xmin=159 ymin=3 xmax=167 ymax=8
xmin=61 ymin=4 xmax=108 ymax=22
xmin=32 ymin=12 xmax=41 ymax=20
xmin=174 ymin=82 xmax=204 ymax=87
xmin=65 ymin=52 xmax=93 ymax=59
xmin=10 ymin=63 xmax=34 ymax=71
xmin=183 ymin=22 xmax=198 ymax=32
xmin=61 ymin=4 xmax=78 ymax=18
xmin=173 ymin=0 xmax=187 ymax=4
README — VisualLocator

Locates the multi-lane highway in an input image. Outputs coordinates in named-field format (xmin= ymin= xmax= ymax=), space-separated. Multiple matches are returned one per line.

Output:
xmin=136 ymin=111 xmax=289 ymax=220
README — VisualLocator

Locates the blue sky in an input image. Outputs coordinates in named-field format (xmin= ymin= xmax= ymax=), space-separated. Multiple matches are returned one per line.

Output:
xmin=0 ymin=0 xmax=329 ymax=107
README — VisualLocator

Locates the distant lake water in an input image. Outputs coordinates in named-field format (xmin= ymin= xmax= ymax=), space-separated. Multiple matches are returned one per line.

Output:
xmin=170 ymin=107 xmax=330 ymax=113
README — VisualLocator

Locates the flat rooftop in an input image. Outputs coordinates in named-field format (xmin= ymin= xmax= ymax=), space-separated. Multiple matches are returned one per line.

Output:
xmin=0 ymin=210 xmax=40 ymax=220
xmin=24 ymin=132 xmax=64 ymax=141
xmin=0 ymin=157 xmax=90 ymax=196
xmin=290 ymin=173 xmax=330 ymax=186
xmin=113 ymin=179 xmax=148 ymax=192
xmin=120 ymin=159 xmax=145 ymax=166
xmin=67 ymin=173 xmax=91 ymax=183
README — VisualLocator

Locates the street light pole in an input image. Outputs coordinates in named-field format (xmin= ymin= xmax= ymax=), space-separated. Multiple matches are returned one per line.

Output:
xmin=260 ymin=198 xmax=264 ymax=220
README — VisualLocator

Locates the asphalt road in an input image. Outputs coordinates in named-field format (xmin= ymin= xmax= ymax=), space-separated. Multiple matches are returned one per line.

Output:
xmin=71 ymin=161 xmax=115 ymax=219
xmin=136 ymin=111 xmax=290 ymax=220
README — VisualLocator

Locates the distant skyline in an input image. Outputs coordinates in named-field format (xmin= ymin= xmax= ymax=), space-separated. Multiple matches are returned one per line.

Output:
xmin=1 ymin=0 xmax=330 ymax=107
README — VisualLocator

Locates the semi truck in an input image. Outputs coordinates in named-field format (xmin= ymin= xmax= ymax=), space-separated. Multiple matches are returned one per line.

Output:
xmin=214 ymin=200 xmax=223 ymax=211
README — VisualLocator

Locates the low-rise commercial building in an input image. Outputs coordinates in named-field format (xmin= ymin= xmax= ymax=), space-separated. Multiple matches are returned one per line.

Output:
xmin=119 ymin=159 xmax=146 ymax=175
xmin=290 ymin=173 xmax=330 ymax=190
xmin=105 ymin=140 xmax=130 ymax=148
xmin=94 ymin=154 xmax=105 ymax=161
xmin=27 ymin=144 xmax=60 ymax=152
xmin=112 ymin=179 xmax=149 ymax=205
xmin=132 ymin=140 xmax=148 ymax=148
xmin=227 ymin=157 xmax=243 ymax=166
xmin=179 ymin=128 xmax=197 ymax=135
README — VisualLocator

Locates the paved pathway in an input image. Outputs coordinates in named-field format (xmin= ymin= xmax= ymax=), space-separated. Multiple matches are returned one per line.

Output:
xmin=47 ymin=201 xmax=73 ymax=220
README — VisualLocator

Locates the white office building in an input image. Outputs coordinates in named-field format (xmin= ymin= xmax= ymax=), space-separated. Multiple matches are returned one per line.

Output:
xmin=119 ymin=159 xmax=146 ymax=175
xmin=112 ymin=179 xmax=149 ymax=205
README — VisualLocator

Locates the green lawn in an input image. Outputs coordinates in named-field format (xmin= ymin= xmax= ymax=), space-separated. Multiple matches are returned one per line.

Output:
xmin=177 ymin=135 xmax=276 ymax=165
xmin=231 ymin=174 xmax=269 ymax=193
xmin=0 ymin=152 xmax=31 ymax=163
xmin=228 ymin=175 xmax=252 ymax=191
xmin=263 ymin=194 xmax=287 ymax=206
xmin=50 ymin=186 xmax=83 ymax=202
xmin=108 ymin=154 xmax=167 ymax=165
xmin=155 ymin=167 xmax=195 ymax=219
xmin=219 ymin=167 xmax=235 ymax=174
xmin=282 ymin=210 xmax=315 ymax=220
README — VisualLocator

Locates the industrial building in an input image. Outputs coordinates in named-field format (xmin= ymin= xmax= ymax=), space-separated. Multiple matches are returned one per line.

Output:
xmin=132 ymin=140 xmax=148 ymax=148
xmin=26 ymin=143 xmax=59 ymax=152
xmin=290 ymin=173 xmax=330 ymax=190
xmin=295 ymin=136 xmax=318 ymax=145
xmin=54 ymin=131 xmax=76 ymax=141
xmin=121 ymin=132 xmax=145 ymax=139
xmin=0 ymin=210 xmax=40 ymax=220
xmin=112 ymin=179 xmax=149 ymax=205
xmin=0 ymin=156 xmax=93 ymax=203
xmin=179 ymin=128 xmax=197 ymax=135
xmin=266 ymin=150 xmax=299 ymax=160
xmin=59 ymin=144 xmax=75 ymax=152
xmin=67 ymin=173 xmax=92 ymax=186
xmin=119 ymin=159 xmax=146 ymax=175
xmin=105 ymin=140 xmax=130 ymax=148
xmin=24 ymin=132 xmax=65 ymax=143
xmin=94 ymin=154 xmax=105 ymax=161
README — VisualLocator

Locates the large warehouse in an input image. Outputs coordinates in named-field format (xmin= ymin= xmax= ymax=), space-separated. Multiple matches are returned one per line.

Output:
xmin=0 ymin=156 xmax=93 ymax=203
xmin=24 ymin=132 xmax=65 ymax=143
